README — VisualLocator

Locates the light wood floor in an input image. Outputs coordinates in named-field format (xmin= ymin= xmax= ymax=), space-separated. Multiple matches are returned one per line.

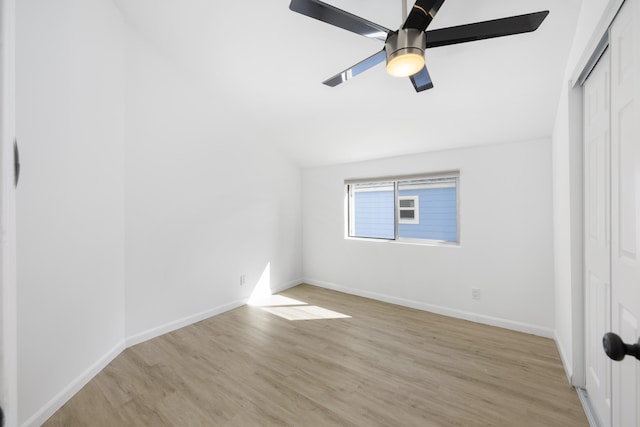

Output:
xmin=45 ymin=284 xmax=588 ymax=426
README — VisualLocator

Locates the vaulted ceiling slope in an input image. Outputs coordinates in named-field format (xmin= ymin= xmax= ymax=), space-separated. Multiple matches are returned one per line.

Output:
xmin=114 ymin=0 xmax=581 ymax=167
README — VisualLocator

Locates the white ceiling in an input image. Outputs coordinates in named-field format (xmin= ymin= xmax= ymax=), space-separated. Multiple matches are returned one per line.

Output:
xmin=114 ymin=0 xmax=581 ymax=167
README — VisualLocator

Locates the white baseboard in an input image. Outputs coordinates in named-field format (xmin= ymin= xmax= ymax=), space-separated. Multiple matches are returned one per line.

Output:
xmin=576 ymin=387 xmax=601 ymax=427
xmin=20 ymin=340 xmax=126 ymax=427
xmin=126 ymin=278 xmax=302 ymax=348
xmin=271 ymin=278 xmax=302 ymax=294
xmin=554 ymin=331 xmax=574 ymax=384
xmin=304 ymin=278 xmax=555 ymax=339
xmin=125 ymin=299 xmax=247 ymax=348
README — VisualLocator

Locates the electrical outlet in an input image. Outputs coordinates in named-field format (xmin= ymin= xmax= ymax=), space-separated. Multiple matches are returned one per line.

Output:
xmin=240 ymin=274 xmax=246 ymax=286
xmin=472 ymin=288 xmax=481 ymax=300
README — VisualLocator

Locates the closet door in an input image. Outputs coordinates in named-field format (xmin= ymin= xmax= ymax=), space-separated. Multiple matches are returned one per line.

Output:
xmin=610 ymin=0 xmax=640 ymax=424
xmin=584 ymin=48 xmax=612 ymax=427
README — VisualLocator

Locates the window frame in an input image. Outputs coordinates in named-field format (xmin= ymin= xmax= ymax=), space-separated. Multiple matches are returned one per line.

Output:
xmin=345 ymin=171 xmax=460 ymax=245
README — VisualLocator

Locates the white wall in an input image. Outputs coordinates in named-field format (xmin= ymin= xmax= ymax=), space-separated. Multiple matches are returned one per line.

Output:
xmin=15 ymin=0 xmax=126 ymax=425
xmin=551 ymin=0 xmax=623 ymax=383
xmin=123 ymin=28 xmax=303 ymax=342
xmin=14 ymin=3 xmax=304 ymax=425
xmin=303 ymin=139 xmax=555 ymax=336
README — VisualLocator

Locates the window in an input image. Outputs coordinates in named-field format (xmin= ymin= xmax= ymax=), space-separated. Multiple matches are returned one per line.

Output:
xmin=347 ymin=172 xmax=459 ymax=243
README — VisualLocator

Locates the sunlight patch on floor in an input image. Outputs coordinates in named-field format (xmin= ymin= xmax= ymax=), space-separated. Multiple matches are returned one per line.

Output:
xmin=260 ymin=305 xmax=351 ymax=321
xmin=246 ymin=263 xmax=350 ymax=320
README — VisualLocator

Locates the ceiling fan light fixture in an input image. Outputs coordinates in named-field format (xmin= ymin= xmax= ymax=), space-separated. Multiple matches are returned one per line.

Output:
xmin=386 ymin=52 xmax=425 ymax=77
xmin=385 ymin=29 xmax=426 ymax=77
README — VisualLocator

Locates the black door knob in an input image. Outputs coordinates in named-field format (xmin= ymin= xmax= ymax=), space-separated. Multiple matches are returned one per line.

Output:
xmin=603 ymin=332 xmax=640 ymax=361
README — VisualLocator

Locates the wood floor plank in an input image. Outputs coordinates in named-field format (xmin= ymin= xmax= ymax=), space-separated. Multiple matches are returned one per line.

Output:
xmin=44 ymin=284 xmax=588 ymax=426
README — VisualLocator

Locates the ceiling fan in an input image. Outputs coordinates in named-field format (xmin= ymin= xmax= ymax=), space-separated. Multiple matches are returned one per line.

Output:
xmin=289 ymin=0 xmax=549 ymax=92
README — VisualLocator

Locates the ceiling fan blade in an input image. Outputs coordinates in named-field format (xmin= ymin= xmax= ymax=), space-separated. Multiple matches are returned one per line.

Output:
xmin=403 ymin=0 xmax=446 ymax=31
xmin=410 ymin=65 xmax=434 ymax=92
xmin=322 ymin=50 xmax=387 ymax=87
xmin=289 ymin=0 xmax=391 ymax=42
xmin=425 ymin=11 xmax=549 ymax=49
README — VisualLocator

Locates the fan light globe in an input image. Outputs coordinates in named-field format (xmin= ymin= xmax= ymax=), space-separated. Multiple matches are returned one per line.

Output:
xmin=386 ymin=53 xmax=425 ymax=77
xmin=385 ymin=29 xmax=427 ymax=78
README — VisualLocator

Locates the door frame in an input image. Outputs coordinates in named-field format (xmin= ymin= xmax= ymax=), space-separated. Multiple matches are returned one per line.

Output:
xmin=567 ymin=1 xmax=626 ymax=425
xmin=1 ymin=0 xmax=18 ymax=425
xmin=566 ymin=2 xmax=624 ymax=397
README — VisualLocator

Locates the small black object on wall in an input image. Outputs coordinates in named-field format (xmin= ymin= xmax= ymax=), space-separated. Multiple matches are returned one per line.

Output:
xmin=603 ymin=332 xmax=640 ymax=361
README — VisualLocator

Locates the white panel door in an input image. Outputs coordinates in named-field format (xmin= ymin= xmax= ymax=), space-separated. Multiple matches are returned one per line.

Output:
xmin=610 ymin=0 xmax=640 ymax=425
xmin=584 ymin=48 xmax=612 ymax=427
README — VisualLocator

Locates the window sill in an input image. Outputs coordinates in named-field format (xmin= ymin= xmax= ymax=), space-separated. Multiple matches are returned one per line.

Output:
xmin=345 ymin=236 xmax=460 ymax=248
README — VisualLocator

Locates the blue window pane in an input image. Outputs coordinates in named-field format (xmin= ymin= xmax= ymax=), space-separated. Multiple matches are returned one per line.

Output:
xmin=353 ymin=190 xmax=394 ymax=239
xmin=398 ymin=187 xmax=457 ymax=241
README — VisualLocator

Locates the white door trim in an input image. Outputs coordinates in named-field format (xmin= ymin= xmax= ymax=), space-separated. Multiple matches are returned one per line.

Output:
xmin=570 ymin=0 xmax=627 ymax=389
xmin=570 ymin=0 xmax=625 ymax=87
xmin=0 ymin=0 xmax=18 ymax=425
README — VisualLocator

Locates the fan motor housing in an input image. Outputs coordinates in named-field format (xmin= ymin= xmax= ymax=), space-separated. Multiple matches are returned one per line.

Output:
xmin=385 ymin=29 xmax=427 ymax=63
